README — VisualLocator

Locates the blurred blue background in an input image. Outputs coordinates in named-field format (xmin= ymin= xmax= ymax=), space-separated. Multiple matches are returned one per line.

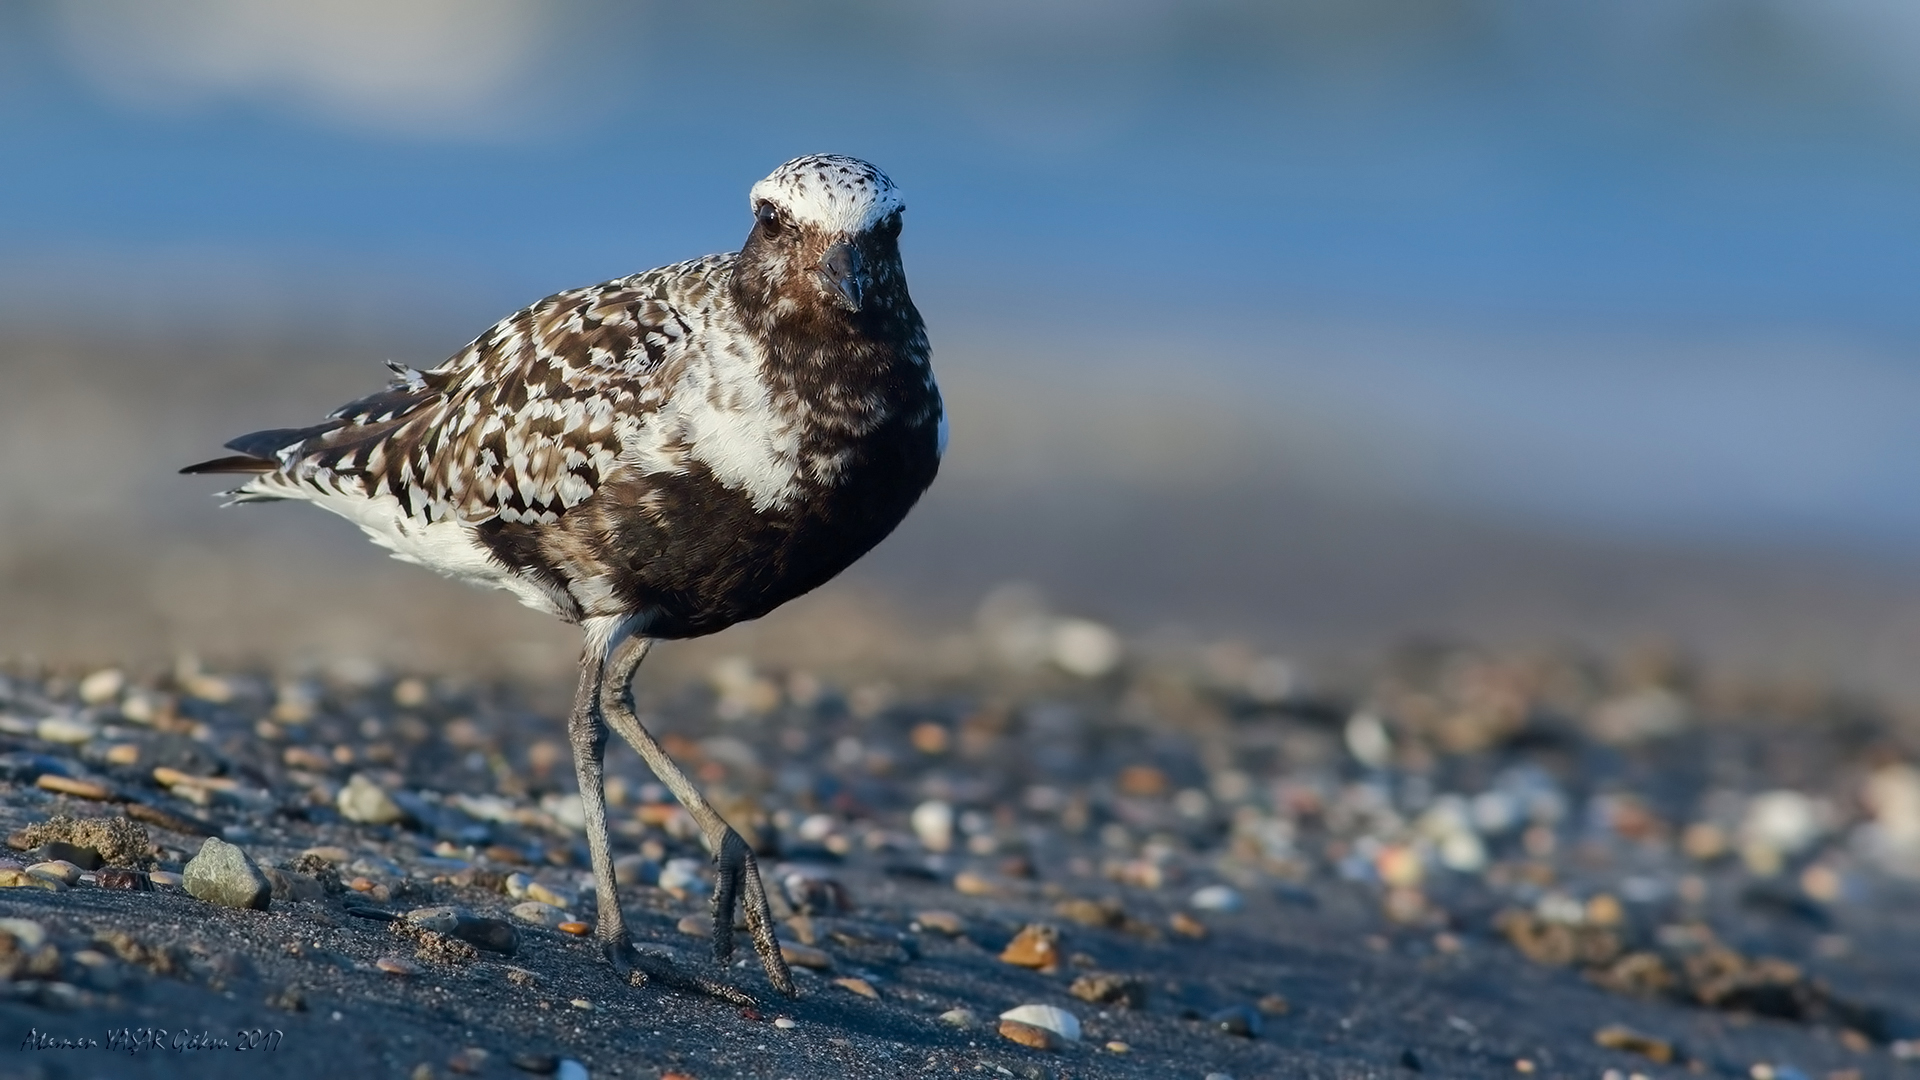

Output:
xmin=3 ymin=1 xmax=1919 ymax=687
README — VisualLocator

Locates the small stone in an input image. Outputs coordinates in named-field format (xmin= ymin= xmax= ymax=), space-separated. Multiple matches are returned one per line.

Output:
xmin=999 ymin=1019 xmax=1058 ymax=1051
xmin=504 ymin=871 xmax=532 ymax=898
xmin=1256 ymin=994 xmax=1291 ymax=1015
xmin=78 ymin=668 xmax=125 ymax=705
xmin=37 ymin=841 xmax=104 ymax=870
xmin=183 ymin=837 xmax=271 ymax=910
xmin=35 ymin=775 xmax=114 ymax=801
xmin=833 ymin=976 xmax=879 ymax=998
xmin=510 ymin=901 xmax=571 ymax=928
xmin=953 ymin=870 xmax=1007 ymax=896
xmin=302 ymin=845 xmax=352 ymax=864
xmin=1105 ymin=1041 xmax=1130 ymax=1053
xmin=405 ymin=906 xmax=465 ymax=934
xmin=148 ymin=870 xmax=183 ymax=888
xmin=104 ymin=744 xmax=140 ymax=766
xmin=261 ymin=867 xmax=326 ymax=902
xmin=27 ymin=861 xmax=82 ymax=886
xmin=0 ymin=868 xmax=60 ymax=890
xmin=557 ymin=921 xmax=589 ymax=936
xmin=1209 ymin=1004 xmax=1261 ymax=1037
xmin=525 ymin=881 xmax=575 ymax=909
xmin=1069 ymin=971 xmax=1146 ymax=1007
xmin=338 ymin=774 xmax=408 ymax=826
xmin=1000 ymin=923 xmax=1063 ymax=972
xmin=1593 ymin=1024 xmax=1674 ymax=1064
xmin=999 ymin=1003 xmax=1081 ymax=1043
xmin=569 ymin=998 xmax=593 ymax=1010
xmin=1205 ymin=1074 xmax=1236 ymax=1080
xmin=376 ymin=955 xmax=422 ymax=976
xmin=911 ymin=800 xmax=955 ymax=852
xmin=447 ymin=1047 xmax=491 ymax=1074
xmin=451 ymin=915 xmax=518 ymax=955
xmin=779 ymin=940 xmax=832 ymax=970
xmin=658 ymin=858 xmax=709 ymax=898
xmin=1054 ymin=896 xmax=1127 ymax=929
xmin=913 ymin=909 xmax=965 ymax=936
xmin=37 ymin=717 xmax=99 ymax=745
xmin=612 ymin=854 xmax=658 ymax=886
xmin=1190 ymin=884 xmax=1243 ymax=912
xmin=1169 ymin=912 xmax=1208 ymax=939
xmin=0 ymin=918 xmax=47 ymax=949
xmin=676 ymin=914 xmax=708 ymax=937
xmin=555 ymin=1061 xmax=588 ymax=1080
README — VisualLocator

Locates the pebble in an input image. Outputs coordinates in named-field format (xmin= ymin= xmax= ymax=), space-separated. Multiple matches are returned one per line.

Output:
xmin=911 ymin=799 xmax=955 ymax=852
xmin=405 ymin=906 xmax=465 ymax=934
xmin=557 ymin=921 xmax=589 ymax=936
xmin=338 ymin=774 xmax=408 ymax=825
xmin=833 ymin=976 xmax=879 ymax=998
xmin=1169 ymin=912 xmax=1208 ymax=939
xmin=999 ymin=923 xmax=1062 ymax=972
xmin=1189 ymin=884 xmax=1243 ymax=912
xmin=569 ymin=998 xmax=593 ymax=1010
xmin=526 ymin=881 xmax=575 ymax=909
xmin=1069 ymin=971 xmax=1146 ymax=1007
xmin=778 ymin=940 xmax=832 ymax=970
xmin=657 ymin=858 xmax=709 ymax=897
xmin=952 ymin=870 xmax=1008 ymax=896
xmin=1208 ymin=1004 xmax=1262 ymax=1037
xmin=999 ymin=1018 xmax=1060 ymax=1051
xmin=35 ymin=775 xmax=114 ymax=801
xmin=939 ymin=1008 xmax=976 ymax=1028
xmin=376 ymin=955 xmax=422 ymax=976
xmin=302 ymin=845 xmax=352 ymax=865
xmin=452 ymin=915 xmax=518 ymax=955
xmin=772 ymin=1016 xmax=797 ymax=1030
xmin=0 ymin=868 xmax=62 ymax=890
xmin=261 ymin=867 xmax=326 ymax=902
xmin=509 ymin=901 xmax=572 ymax=928
xmin=183 ymin=837 xmax=271 ymax=910
xmin=27 ymin=861 xmax=82 ymax=886
xmin=36 ymin=717 xmax=98 ymax=745
xmin=555 ymin=1061 xmax=588 ymax=1080
xmin=913 ymin=909 xmax=965 ymax=936
xmin=0 ymin=918 xmax=47 ymax=949
xmin=676 ymin=914 xmax=708 ymax=937
xmin=1205 ymin=1074 xmax=1236 ymax=1080
xmin=1105 ymin=1041 xmax=1129 ymax=1053
xmin=148 ymin=870 xmax=183 ymax=888
xmin=1593 ymin=1024 xmax=1674 ymax=1064
xmin=78 ymin=668 xmax=124 ymax=705
xmin=999 ymin=1003 xmax=1081 ymax=1043
xmin=612 ymin=853 xmax=658 ymax=886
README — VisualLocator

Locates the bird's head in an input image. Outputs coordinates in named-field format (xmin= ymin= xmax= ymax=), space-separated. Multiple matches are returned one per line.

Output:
xmin=735 ymin=154 xmax=908 ymax=326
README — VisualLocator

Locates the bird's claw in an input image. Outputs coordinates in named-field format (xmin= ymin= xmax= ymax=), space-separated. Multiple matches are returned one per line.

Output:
xmin=710 ymin=826 xmax=796 ymax=997
xmin=604 ymin=937 xmax=758 ymax=1007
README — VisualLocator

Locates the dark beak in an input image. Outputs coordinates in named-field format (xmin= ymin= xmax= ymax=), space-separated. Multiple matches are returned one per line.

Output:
xmin=818 ymin=242 xmax=864 ymax=312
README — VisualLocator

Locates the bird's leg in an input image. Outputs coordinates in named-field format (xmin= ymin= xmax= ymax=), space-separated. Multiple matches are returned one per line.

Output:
xmin=599 ymin=632 xmax=797 ymax=997
xmin=566 ymin=641 xmax=755 ymax=1006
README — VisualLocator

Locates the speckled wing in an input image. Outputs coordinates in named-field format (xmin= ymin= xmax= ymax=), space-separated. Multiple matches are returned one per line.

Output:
xmin=234 ymin=256 xmax=733 ymax=526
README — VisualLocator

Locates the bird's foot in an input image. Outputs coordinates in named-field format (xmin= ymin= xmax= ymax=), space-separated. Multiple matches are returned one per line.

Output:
xmin=710 ymin=826 xmax=796 ymax=997
xmin=604 ymin=936 xmax=758 ymax=1008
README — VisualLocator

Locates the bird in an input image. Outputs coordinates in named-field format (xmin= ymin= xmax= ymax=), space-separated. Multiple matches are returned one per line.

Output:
xmin=183 ymin=154 xmax=945 ymax=1002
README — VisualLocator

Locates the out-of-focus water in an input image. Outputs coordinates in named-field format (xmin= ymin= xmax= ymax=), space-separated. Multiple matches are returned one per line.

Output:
xmin=3 ymin=2 xmax=1919 ymax=690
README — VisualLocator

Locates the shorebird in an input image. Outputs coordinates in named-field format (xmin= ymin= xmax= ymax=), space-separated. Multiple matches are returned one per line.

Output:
xmin=184 ymin=154 xmax=944 ymax=1002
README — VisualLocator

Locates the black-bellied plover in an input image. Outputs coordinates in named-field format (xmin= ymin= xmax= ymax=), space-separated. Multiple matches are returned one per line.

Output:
xmin=184 ymin=154 xmax=945 ymax=1001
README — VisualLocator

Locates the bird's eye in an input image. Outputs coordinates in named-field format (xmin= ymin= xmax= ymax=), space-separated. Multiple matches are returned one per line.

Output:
xmin=756 ymin=202 xmax=785 ymax=234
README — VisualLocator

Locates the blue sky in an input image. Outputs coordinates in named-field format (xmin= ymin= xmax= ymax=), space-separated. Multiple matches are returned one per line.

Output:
xmin=5 ymin=0 xmax=1920 ymax=550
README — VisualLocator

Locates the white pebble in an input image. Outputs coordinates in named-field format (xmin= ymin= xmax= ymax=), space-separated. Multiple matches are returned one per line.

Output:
xmin=998 ymin=1004 xmax=1081 ymax=1043
xmin=773 ymin=1017 xmax=796 ymax=1030
xmin=1344 ymin=712 xmax=1392 ymax=769
xmin=509 ymin=901 xmax=572 ymax=928
xmin=1050 ymin=618 xmax=1122 ymax=678
xmin=1189 ymin=884 xmax=1243 ymax=912
xmin=910 ymin=800 xmax=954 ymax=853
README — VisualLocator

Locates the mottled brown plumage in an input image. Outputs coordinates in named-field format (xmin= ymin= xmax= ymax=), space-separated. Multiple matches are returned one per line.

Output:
xmin=184 ymin=155 xmax=943 ymax=1002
